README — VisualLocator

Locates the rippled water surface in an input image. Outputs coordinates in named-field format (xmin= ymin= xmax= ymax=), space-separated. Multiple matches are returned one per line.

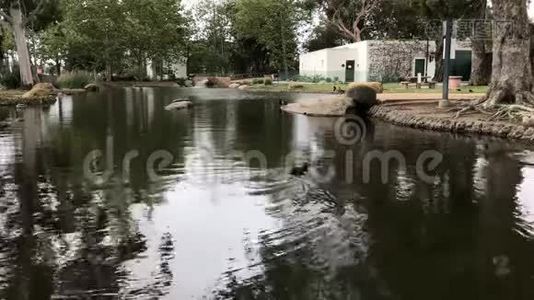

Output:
xmin=0 ymin=87 xmax=534 ymax=299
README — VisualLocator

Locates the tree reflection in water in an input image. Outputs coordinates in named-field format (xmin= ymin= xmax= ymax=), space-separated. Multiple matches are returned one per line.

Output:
xmin=1 ymin=90 xmax=534 ymax=299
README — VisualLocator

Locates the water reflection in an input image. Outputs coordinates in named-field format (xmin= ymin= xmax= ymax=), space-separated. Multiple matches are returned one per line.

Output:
xmin=0 ymin=88 xmax=533 ymax=299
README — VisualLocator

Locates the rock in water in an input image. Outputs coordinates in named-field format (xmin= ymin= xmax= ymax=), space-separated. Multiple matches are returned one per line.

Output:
xmin=345 ymin=85 xmax=378 ymax=112
xmin=84 ymin=83 xmax=99 ymax=92
xmin=165 ymin=100 xmax=193 ymax=111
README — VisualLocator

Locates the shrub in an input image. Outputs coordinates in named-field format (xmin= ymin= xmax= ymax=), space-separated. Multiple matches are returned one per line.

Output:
xmin=347 ymin=82 xmax=384 ymax=94
xmin=264 ymin=78 xmax=273 ymax=85
xmin=288 ymin=83 xmax=304 ymax=90
xmin=325 ymin=77 xmax=332 ymax=83
xmin=252 ymin=78 xmax=264 ymax=85
xmin=0 ymin=66 xmax=21 ymax=89
xmin=57 ymin=71 xmax=94 ymax=89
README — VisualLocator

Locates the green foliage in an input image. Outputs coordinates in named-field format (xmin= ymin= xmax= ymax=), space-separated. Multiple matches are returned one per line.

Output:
xmin=252 ymin=78 xmax=264 ymax=84
xmin=56 ymin=71 xmax=94 ymax=89
xmin=0 ymin=66 xmax=21 ymax=89
xmin=264 ymin=78 xmax=273 ymax=85
xmin=292 ymin=75 xmax=326 ymax=83
xmin=234 ymin=0 xmax=309 ymax=71
xmin=41 ymin=0 xmax=187 ymax=79
xmin=304 ymin=20 xmax=344 ymax=52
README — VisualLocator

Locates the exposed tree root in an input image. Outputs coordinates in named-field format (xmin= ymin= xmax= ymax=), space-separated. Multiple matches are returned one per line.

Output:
xmin=448 ymin=90 xmax=534 ymax=123
xmin=489 ymin=104 xmax=534 ymax=122
xmin=447 ymin=101 xmax=492 ymax=119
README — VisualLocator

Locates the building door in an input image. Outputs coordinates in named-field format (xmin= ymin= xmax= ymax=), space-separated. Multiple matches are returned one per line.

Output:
xmin=451 ymin=50 xmax=472 ymax=81
xmin=345 ymin=60 xmax=355 ymax=82
xmin=415 ymin=59 xmax=426 ymax=77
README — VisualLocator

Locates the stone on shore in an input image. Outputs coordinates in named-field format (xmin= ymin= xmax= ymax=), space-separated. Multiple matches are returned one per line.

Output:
xmin=346 ymin=84 xmax=378 ymax=109
xmin=22 ymin=83 xmax=57 ymax=99
xmin=347 ymin=82 xmax=384 ymax=94
xmin=84 ymin=83 xmax=99 ymax=92
xmin=229 ymin=83 xmax=240 ymax=89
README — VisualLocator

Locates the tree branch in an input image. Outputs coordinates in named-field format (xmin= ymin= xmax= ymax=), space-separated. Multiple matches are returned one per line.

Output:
xmin=23 ymin=0 xmax=48 ymax=26
xmin=0 ymin=10 xmax=12 ymax=24
xmin=324 ymin=0 xmax=382 ymax=43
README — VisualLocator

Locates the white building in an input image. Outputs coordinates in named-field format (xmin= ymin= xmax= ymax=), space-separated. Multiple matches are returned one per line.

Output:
xmin=299 ymin=40 xmax=472 ymax=83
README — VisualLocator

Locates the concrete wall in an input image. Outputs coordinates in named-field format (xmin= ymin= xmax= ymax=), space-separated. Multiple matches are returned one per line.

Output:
xmin=299 ymin=49 xmax=329 ymax=78
xmin=299 ymin=42 xmax=369 ymax=82
xmin=300 ymin=39 xmax=471 ymax=83
xmin=367 ymin=40 xmax=437 ymax=82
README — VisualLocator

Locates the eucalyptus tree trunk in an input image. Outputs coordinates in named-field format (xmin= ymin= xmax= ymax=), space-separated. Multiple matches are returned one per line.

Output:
xmin=434 ymin=38 xmax=444 ymax=82
xmin=470 ymin=1 xmax=491 ymax=86
xmin=483 ymin=0 xmax=534 ymax=108
xmin=9 ymin=5 xmax=33 ymax=87
xmin=470 ymin=40 xmax=491 ymax=86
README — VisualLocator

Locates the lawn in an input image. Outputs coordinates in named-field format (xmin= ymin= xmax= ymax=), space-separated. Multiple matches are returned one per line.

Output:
xmin=247 ymin=82 xmax=489 ymax=94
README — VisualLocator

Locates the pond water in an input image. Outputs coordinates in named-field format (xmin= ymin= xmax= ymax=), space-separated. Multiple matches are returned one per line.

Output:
xmin=0 ymin=87 xmax=534 ymax=299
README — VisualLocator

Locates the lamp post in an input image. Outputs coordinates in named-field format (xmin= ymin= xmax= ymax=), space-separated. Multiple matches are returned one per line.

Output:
xmin=439 ymin=19 xmax=453 ymax=108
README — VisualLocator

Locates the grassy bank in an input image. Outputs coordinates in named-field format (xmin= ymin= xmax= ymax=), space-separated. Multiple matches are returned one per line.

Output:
xmin=0 ymin=90 xmax=57 ymax=106
xmin=247 ymin=82 xmax=489 ymax=94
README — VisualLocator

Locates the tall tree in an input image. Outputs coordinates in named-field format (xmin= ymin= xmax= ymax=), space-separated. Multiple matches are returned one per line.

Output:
xmin=235 ymin=0 xmax=309 ymax=78
xmin=304 ymin=20 xmax=345 ymax=52
xmin=0 ymin=0 xmax=58 ymax=86
xmin=481 ymin=0 xmax=534 ymax=107
xmin=321 ymin=0 xmax=382 ymax=42
xmin=469 ymin=0 xmax=491 ymax=86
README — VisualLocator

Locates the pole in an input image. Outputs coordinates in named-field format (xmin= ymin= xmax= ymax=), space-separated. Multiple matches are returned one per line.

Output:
xmin=425 ymin=39 xmax=429 ymax=82
xmin=440 ymin=19 xmax=453 ymax=108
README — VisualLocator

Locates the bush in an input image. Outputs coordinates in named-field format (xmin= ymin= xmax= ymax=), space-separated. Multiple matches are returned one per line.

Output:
xmin=57 ymin=71 xmax=94 ymax=89
xmin=347 ymin=82 xmax=384 ymax=94
xmin=252 ymin=78 xmax=264 ymax=85
xmin=325 ymin=77 xmax=332 ymax=83
xmin=288 ymin=83 xmax=304 ymax=90
xmin=0 ymin=66 xmax=21 ymax=89
xmin=264 ymin=78 xmax=273 ymax=85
